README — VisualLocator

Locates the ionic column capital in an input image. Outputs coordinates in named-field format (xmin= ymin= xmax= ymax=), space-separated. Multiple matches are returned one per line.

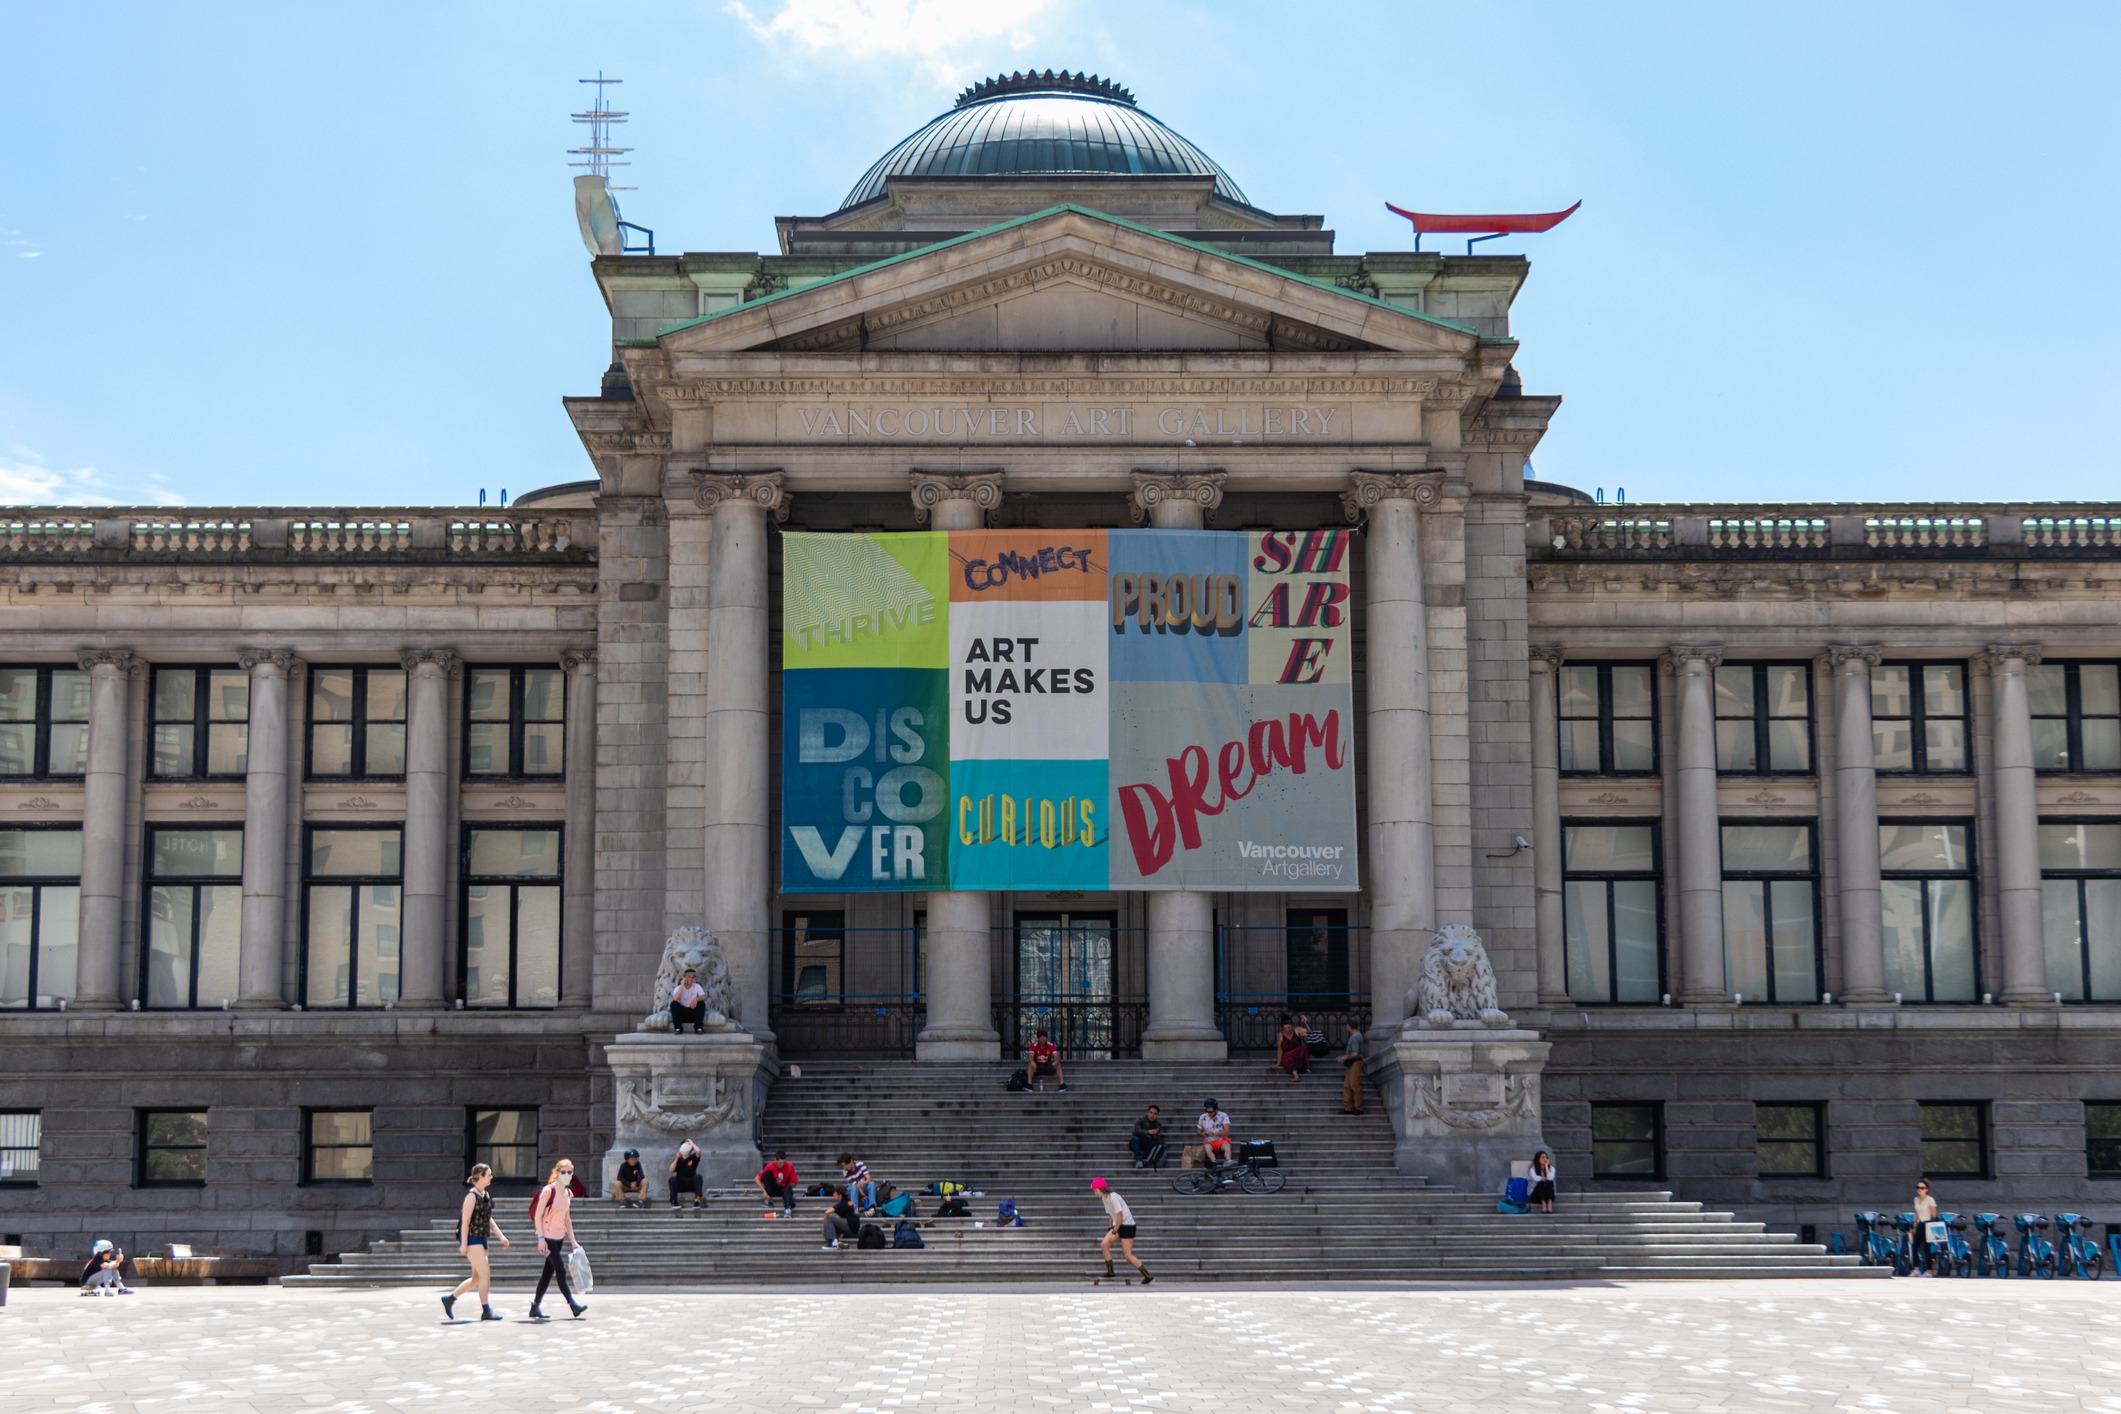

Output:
xmin=691 ymin=470 xmax=789 ymax=522
xmin=76 ymin=649 xmax=136 ymax=675
xmin=559 ymin=647 xmax=598 ymax=676
xmin=1829 ymin=644 xmax=1883 ymax=668
xmin=1340 ymin=469 xmax=1445 ymax=523
xmin=909 ymin=471 xmax=1004 ymax=526
xmin=1128 ymin=471 xmax=1225 ymax=525
xmin=1977 ymin=642 xmax=2043 ymax=672
xmin=1666 ymin=645 xmax=1724 ymax=671
xmin=236 ymin=648 xmax=298 ymax=675
xmin=401 ymin=648 xmax=461 ymax=677
xmin=1527 ymin=644 xmax=1566 ymax=671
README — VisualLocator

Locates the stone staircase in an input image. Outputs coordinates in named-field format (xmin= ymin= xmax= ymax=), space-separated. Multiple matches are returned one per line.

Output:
xmin=290 ymin=1060 xmax=1877 ymax=1286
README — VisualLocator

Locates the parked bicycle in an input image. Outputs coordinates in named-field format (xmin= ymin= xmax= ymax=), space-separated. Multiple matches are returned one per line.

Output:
xmin=2014 ymin=1213 xmax=2058 ymax=1279
xmin=1854 ymin=1211 xmax=1898 ymax=1269
xmin=1891 ymin=1211 xmax=1921 ymax=1276
xmin=1974 ymin=1213 xmax=2013 ymax=1278
xmin=1929 ymin=1213 xmax=1975 ymax=1278
xmin=1173 ymin=1140 xmax=1286 ymax=1196
xmin=2056 ymin=1213 xmax=2105 ymax=1280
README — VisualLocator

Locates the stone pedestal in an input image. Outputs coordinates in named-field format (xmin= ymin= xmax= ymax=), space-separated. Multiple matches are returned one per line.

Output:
xmin=600 ymin=1031 xmax=770 ymax=1199
xmin=1379 ymin=1027 xmax=1550 ymax=1195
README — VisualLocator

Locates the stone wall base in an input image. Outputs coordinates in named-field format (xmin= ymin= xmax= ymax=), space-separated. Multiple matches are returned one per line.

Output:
xmin=1378 ymin=1026 xmax=1551 ymax=1194
xmin=600 ymin=1031 xmax=770 ymax=1197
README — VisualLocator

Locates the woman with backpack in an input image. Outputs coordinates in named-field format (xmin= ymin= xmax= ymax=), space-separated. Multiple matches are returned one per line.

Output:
xmin=441 ymin=1163 xmax=511 ymax=1322
xmin=528 ymin=1159 xmax=587 ymax=1320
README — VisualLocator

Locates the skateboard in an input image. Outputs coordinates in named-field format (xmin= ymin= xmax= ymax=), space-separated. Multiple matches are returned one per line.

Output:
xmin=1088 ymin=1272 xmax=1137 ymax=1286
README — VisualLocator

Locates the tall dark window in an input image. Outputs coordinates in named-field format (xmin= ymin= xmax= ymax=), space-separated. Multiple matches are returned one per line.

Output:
xmin=780 ymin=910 xmax=847 ymax=1003
xmin=0 ymin=1111 xmax=39 ymax=1185
xmin=0 ymin=828 xmax=81 ymax=1009
xmin=1557 ymin=663 xmax=1657 ymax=775
xmin=1879 ymin=822 xmax=1978 ymax=1002
xmin=1562 ymin=823 xmax=1661 ymax=1003
xmin=138 ymin=1109 xmax=208 ymax=1186
xmin=1872 ymin=663 xmax=1969 ymax=774
xmin=1591 ymin=1103 xmax=1662 ymax=1178
xmin=2040 ymin=821 xmax=2121 ymax=1001
xmin=308 ymin=666 xmax=408 ymax=778
xmin=303 ymin=828 xmax=403 ymax=1008
xmin=1714 ymin=663 xmax=1812 ymax=773
xmin=150 ymin=667 xmax=249 ymax=778
xmin=1920 ymin=1102 xmax=1986 ymax=1178
xmin=1284 ymin=907 xmax=1351 ymax=997
xmin=304 ymin=1110 xmax=374 ymax=1184
xmin=1755 ymin=1103 xmax=1825 ymax=1178
xmin=2087 ymin=1104 xmax=2121 ymax=1179
xmin=1721 ymin=823 xmax=1818 ymax=1003
xmin=0 ymin=666 xmax=89 ymax=777
xmin=143 ymin=828 xmax=243 ymax=1009
xmin=2030 ymin=663 xmax=2121 ymax=774
xmin=465 ymin=667 xmax=565 ymax=778
xmin=469 ymin=1108 xmax=539 ymax=1184
xmin=462 ymin=828 xmax=562 ymax=1008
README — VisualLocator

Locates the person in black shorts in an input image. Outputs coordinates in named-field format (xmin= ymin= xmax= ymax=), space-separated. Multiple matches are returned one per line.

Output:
xmin=669 ymin=1137 xmax=704 ymax=1209
xmin=442 ymin=1163 xmax=511 ymax=1321
xmin=1092 ymin=1176 xmax=1151 ymax=1282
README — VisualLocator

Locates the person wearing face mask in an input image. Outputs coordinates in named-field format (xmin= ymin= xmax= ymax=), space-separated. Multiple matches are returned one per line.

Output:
xmin=528 ymin=1159 xmax=587 ymax=1320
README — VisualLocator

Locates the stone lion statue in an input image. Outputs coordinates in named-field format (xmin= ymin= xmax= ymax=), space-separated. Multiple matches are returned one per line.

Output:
xmin=641 ymin=926 xmax=741 ymax=1032
xmin=1410 ymin=923 xmax=1510 ymax=1027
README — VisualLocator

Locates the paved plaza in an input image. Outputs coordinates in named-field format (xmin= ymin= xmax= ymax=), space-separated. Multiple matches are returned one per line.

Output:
xmin=3 ymin=1280 xmax=2119 ymax=1412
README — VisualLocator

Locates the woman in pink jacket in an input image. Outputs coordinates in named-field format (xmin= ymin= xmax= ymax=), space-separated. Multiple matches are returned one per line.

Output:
xmin=529 ymin=1159 xmax=587 ymax=1320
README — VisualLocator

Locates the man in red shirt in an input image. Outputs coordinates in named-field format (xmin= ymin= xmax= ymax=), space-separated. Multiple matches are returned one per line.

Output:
xmin=1026 ymin=1030 xmax=1068 ymax=1092
xmin=754 ymin=1150 xmax=799 ymax=1214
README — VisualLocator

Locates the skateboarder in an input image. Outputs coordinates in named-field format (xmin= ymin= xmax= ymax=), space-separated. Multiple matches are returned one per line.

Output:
xmin=1091 ymin=1176 xmax=1152 ymax=1284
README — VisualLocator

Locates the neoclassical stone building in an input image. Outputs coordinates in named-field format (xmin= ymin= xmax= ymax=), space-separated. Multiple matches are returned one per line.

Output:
xmin=3 ymin=71 xmax=2118 ymax=1256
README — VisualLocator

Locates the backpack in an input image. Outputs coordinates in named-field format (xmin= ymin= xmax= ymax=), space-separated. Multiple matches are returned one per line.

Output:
xmin=928 ymin=1181 xmax=967 ymax=1197
xmin=892 ymin=1219 xmax=925 ymax=1249
xmin=526 ymin=1184 xmax=556 ymax=1226
xmin=856 ymin=1223 xmax=888 ymax=1250
xmin=879 ymin=1192 xmax=915 ymax=1218
xmin=1004 ymin=1068 xmax=1029 ymax=1092
xmin=997 ymin=1199 xmax=1025 ymax=1227
xmin=936 ymin=1195 xmax=971 ymax=1218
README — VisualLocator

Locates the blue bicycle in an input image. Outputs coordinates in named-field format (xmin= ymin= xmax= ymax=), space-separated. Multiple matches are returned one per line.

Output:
xmin=1854 ymin=1211 xmax=1899 ymax=1269
xmin=1891 ymin=1211 xmax=1921 ymax=1275
xmin=2015 ymin=1213 xmax=2058 ymax=1278
xmin=1974 ymin=1213 xmax=2013 ymax=1277
xmin=1929 ymin=1213 xmax=1975 ymax=1277
xmin=2056 ymin=1213 xmax=2105 ymax=1280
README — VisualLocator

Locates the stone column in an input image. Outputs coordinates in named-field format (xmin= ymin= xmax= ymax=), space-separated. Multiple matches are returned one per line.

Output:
xmin=1528 ymin=645 xmax=1567 ymax=1005
xmin=1669 ymin=646 xmax=1728 ymax=1003
xmin=1986 ymin=644 xmax=2051 ymax=1004
xmin=399 ymin=649 xmax=457 ymax=1009
xmin=560 ymin=648 xmax=598 ymax=1011
xmin=1343 ymin=471 xmax=1444 ymax=1035
xmin=235 ymin=649 xmax=296 ymax=1009
xmin=73 ymin=650 xmax=135 ymax=1011
xmin=1831 ymin=646 xmax=1889 ymax=1003
xmin=1132 ymin=471 xmax=1229 ymax=1059
xmin=696 ymin=473 xmax=787 ymax=1038
xmin=911 ymin=473 xmax=1005 ymax=1060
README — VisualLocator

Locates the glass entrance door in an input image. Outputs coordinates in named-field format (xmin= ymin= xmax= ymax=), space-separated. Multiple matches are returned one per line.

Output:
xmin=1015 ymin=912 xmax=1116 ymax=1059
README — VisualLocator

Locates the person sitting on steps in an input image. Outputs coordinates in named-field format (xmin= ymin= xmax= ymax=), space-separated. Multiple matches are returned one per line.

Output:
xmin=1026 ymin=1029 xmax=1067 ymax=1091
xmin=755 ymin=1149 xmax=799 ymax=1214
xmin=1197 ymin=1097 xmax=1233 ymax=1167
xmin=668 ymin=1136 xmax=705 ymax=1209
xmin=611 ymin=1148 xmax=647 ymax=1207
xmin=820 ymin=1185 xmax=859 ymax=1250
xmin=838 ymin=1153 xmax=876 ymax=1214
xmin=1130 ymin=1104 xmax=1167 ymax=1170
xmin=669 ymin=968 xmax=708 ymax=1034
xmin=1276 ymin=1020 xmax=1311 ymax=1081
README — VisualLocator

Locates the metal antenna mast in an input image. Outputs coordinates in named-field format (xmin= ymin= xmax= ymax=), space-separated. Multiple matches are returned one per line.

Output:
xmin=570 ymin=73 xmax=634 ymax=192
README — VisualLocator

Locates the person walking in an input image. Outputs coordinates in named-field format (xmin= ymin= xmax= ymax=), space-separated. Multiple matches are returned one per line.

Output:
xmin=442 ymin=1163 xmax=511 ymax=1321
xmin=528 ymin=1159 xmax=587 ymax=1320
xmin=1129 ymin=1105 xmax=1167 ymax=1170
xmin=1339 ymin=1020 xmax=1366 ymax=1114
xmin=1527 ymin=1150 xmax=1557 ymax=1214
xmin=1091 ymin=1177 xmax=1152 ymax=1283
xmin=669 ymin=1136 xmax=705 ymax=1209
xmin=1912 ymin=1179 xmax=1940 ymax=1275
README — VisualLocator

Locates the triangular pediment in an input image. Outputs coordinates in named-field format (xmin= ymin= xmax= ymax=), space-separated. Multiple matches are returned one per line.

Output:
xmin=655 ymin=206 xmax=1480 ymax=358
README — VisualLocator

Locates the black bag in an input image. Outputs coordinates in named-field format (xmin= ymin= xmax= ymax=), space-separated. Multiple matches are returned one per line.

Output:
xmin=892 ymin=1219 xmax=925 ymax=1249
xmin=1004 ymin=1068 xmax=1029 ymax=1092
xmin=856 ymin=1222 xmax=888 ymax=1250
xmin=1241 ymin=1139 xmax=1278 ymax=1168
xmin=936 ymin=1195 xmax=971 ymax=1218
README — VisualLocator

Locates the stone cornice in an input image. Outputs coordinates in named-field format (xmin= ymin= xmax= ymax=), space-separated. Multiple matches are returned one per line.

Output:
xmin=578 ymin=428 xmax=671 ymax=459
xmin=1340 ymin=470 xmax=1447 ymax=522
xmin=1128 ymin=471 xmax=1225 ymax=525
xmin=648 ymin=374 xmax=1452 ymax=404
xmin=691 ymin=471 xmax=790 ymax=522
xmin=909 ymin=471 xmax=1004 ymax=526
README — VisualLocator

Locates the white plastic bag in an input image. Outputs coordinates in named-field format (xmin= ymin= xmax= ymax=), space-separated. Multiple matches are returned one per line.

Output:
xmin=566 ymin=1244 xmax=594 ymax=1295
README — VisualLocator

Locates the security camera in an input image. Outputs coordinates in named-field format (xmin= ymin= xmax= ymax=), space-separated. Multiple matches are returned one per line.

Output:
xmin=1514 ymin=835 xmax=1531 ymax=850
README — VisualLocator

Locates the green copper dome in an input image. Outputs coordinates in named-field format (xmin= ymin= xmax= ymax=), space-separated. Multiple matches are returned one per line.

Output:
xmin=840 ymin=71 xmax=1250 ymax=211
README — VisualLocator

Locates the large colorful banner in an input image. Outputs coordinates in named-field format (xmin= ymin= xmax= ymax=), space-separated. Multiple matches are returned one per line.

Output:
xmin=781 ymin=529 xmax=1358 ymax=893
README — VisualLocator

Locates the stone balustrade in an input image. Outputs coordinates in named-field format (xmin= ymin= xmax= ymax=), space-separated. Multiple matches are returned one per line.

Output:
xmin=0 ymin=509 xmax=595 ymax=562
xmin=1533 ymin=502 xmax=2121 ymax=559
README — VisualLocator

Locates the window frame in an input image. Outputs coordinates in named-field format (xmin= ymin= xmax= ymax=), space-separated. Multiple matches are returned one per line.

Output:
xmin=137 ymin=1108 xmax=209 ymax=1188
xmin=2038 ymin=816 xmax=2121 ymax=1002
xmin=1556 ymin=661 xmax=1660 ymax=777
xmin=1719 ymin=819 xmax=1822 ymax=1005
xmin=141 ymin=824 xmax=245 ymax=1010
xmin=467 ymin=1107 xmax=540 ymax=1189
xmin=1754 ymin=1102 xmax=1827 ymax=1179
xmin=0 ymin=823 xmax=84 ymax=1011
xmin=1590 ymin=1102 xmax=1664 ymax=1180
xmin=779 ymin=909 xmax=849 ymax=1005
xmin=2086 ymin=1102 xmax=2121 ymax=1179
xmin=305 ymin=664 xmax=409 ymax=781
xmin=2031 ymin=661 xmax=2121 ymax=776
xmin=461 ymin=665 xmax=567 ymax=781
xmin=299 ymin=825 xmax=405 ymax=1009
xmin=301 ymin=1108 xmax=375 ymax=1186
xmin=1713 ymin=661 xmax=1815 ymax=776
xmin=1560 ymin=818 xmax=1665 ymax=1005
xmin=1878 ymin=818 xmax=1981 ymax=1004
xmin=1872 ymin=660 xmax=1972 ymax=777
xmin=0 ymin=1110 xmax=40 ymax=1186
xmin=148 ymin=665 xmax=250 ymax=780
xmin=1919 ymin=1101 xmax=1989 ymax=1180
xmin=458 ymin=824 xmax=564 ymax=1009
xmin=0 ymin=665 xmax=90 ymax=780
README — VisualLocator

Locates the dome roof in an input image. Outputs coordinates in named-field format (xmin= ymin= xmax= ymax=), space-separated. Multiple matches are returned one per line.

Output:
xmin=840 ymin=71 xmax=1250 ymax=211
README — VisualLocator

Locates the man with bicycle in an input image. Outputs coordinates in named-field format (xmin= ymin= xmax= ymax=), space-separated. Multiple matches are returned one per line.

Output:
xmin=1197 ymin=1098 xmax=1233 ymax=1167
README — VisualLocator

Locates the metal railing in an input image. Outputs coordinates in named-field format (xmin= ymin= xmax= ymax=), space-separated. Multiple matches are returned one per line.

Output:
xmin=768 ymin=994 xmax=924 ymax=1058
xmin=1215 ymin=994 xmax=1372 ymax=1053
xmin=1536 ymin=503 xmax=2121 ymax=561
xmin=995 ymin=998 xmax=1150 ymax=1060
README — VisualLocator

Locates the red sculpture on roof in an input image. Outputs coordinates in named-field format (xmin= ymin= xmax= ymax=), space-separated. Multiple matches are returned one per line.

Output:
xmin=1385 ymin=200 xmax=1581 ymax=252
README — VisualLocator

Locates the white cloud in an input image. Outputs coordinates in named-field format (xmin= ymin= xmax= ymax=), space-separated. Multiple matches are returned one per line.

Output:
xmin=0 ymin=446 xmax=186 ymax=508
xmin=3 ymin=228 xmax=41 ymax=259
xmin=725 ymin=0 xmax=1059 ymax=81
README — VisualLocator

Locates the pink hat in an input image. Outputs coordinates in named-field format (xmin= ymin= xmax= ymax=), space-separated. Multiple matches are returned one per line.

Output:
xmin=1089 ymin=1176 xmax=1108 ymax=1190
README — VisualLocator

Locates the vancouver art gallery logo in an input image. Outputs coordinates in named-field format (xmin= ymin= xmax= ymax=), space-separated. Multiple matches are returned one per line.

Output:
xmin=779 ymin=528 xmax=1360 ymax=893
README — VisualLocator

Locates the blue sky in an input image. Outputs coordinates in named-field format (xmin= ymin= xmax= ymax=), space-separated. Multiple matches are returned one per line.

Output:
xmin=2 ymin=0 xmax=2114 ymax=508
